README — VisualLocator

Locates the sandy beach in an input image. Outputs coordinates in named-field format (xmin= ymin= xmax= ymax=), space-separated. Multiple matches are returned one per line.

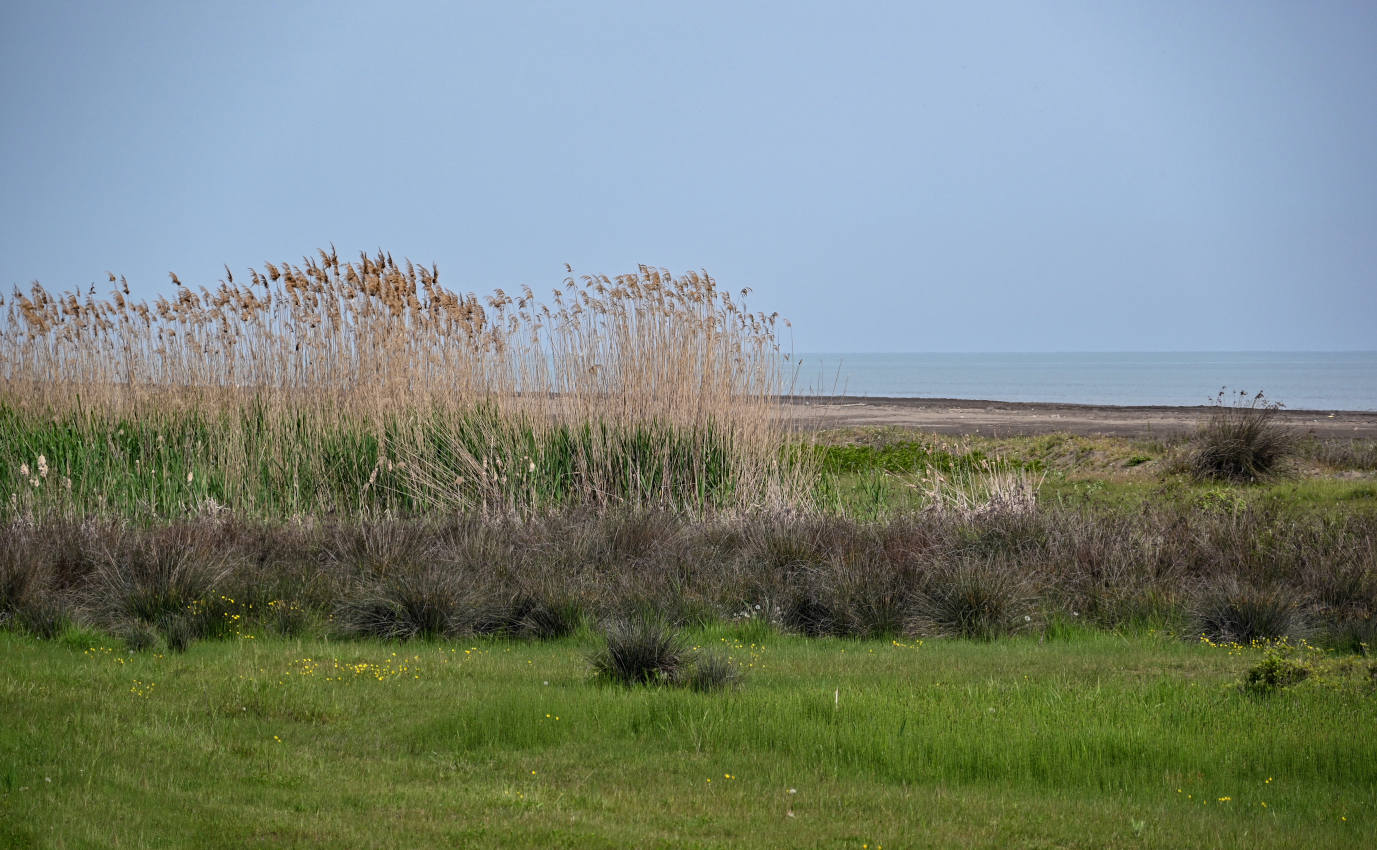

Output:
xmin=782 ymin=395 xmax=1377 ymax=439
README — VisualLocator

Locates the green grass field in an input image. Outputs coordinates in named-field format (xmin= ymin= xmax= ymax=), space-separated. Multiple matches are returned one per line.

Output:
xmin=3 ymin=626 xmax=1373 ymax=849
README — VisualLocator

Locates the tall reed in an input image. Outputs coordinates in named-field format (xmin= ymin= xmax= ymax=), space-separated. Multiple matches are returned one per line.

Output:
xmin=2 ymin=251 xmax=808 ymax=518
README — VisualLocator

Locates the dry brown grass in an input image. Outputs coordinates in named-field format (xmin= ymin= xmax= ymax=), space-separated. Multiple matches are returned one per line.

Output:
xmin=2 ymin=250 xmax=808 ymax=515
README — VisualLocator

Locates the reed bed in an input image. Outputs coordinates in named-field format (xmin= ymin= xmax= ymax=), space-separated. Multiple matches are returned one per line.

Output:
xmin=2 ymin=250 xmax=806 ymax=518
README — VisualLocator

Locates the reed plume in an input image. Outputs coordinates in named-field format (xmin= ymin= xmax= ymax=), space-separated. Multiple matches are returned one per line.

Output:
xmin=1 ymin=251 xmax=807 ymax=517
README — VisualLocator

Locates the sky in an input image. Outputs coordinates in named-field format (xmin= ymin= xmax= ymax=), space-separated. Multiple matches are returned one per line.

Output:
xmin=2 ymin=0 xmax=1374 ymax=353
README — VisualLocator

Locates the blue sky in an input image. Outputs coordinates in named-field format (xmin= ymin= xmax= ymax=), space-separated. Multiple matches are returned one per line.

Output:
xmin=3 ymin=1 xmax=1374 ymax=352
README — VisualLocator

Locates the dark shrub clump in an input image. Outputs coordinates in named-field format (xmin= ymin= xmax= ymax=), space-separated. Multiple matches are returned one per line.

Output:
xmin=590 ymin=617 xmax=688 ymax=685
xmin=87 ymin=525 xmax=232 ymax=642
xmin=907 ymin=558 xmax=1035 ymax=640
xmin=1186 ymin=390 xmax=1295 ymax=482
xmin=334 ymin=566 xmax=472 ymax=640
xmin=1192 ymin=578 xmax=1306 ymax=644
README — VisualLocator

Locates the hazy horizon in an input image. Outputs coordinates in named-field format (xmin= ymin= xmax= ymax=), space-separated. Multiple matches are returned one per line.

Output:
xmin=787 ymin=350 xmax=1377 ymax=409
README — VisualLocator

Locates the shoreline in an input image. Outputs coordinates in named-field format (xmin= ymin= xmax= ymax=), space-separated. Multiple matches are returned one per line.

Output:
xmin=780 ymin=394 xmax=1377 ymax=439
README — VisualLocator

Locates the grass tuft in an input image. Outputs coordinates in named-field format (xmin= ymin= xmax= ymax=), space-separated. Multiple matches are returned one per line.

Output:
xmin=1192 ymin=578 xmax=1307 ymax=644
xmin=1185 ymin=389 xmax=1296 ymax=482
xmin=87 ymin=525 xmax=232 ymax=633
xmin=685 ymin=649 xmax=743 ymax=692
xmin=908 ymin=558 xmax=1035 ymax=640
xmin=590 ymin=616 xmax=688 ymax=686
xmin=334 ymin=567 xmax=471 ymax=641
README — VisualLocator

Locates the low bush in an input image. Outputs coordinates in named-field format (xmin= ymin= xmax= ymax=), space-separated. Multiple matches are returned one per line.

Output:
xmin=9 ymin=597 xmax=71 ymax=638
xmin=1321 ymin=615 xmax=1376 ymax=655
xmin=334 ymin=567 xmax=473 ymax=640
xmin=87 ymin=525 xmax=232 ymax=634
xmin=0 ymin=526 xmax=53 ymax=634
xmin=261 ymin=598 xmax=313 ymax=637
xmin=1 ymin=502 xmax=1373 ymax=650
xmin=495 ymin=594 xmax=585 ymax=640
xmin=1185 ymin=390 xmax=1295 ymax=482
xmin=1192 ymin=578 xmax=1307 ymax=643
xmin=907 ymin=558 xmax=1035 ymax=640
xmin=590 ymin=617 xmax=688 ymax=686
xmin=1242 ymin=649 xmax=1311 ymax=694
xmin=159 ymin=611 xmax=197 ymax=653
xmin=118 ymin=619 xmax=161 ymax=653
xmin=1296 ymin=437 xmax=1377 ymax=472
xmin=778 ymin=568 xmax=837 ymax=637
xmin=685 ymin=650 xmax=742 ymax=693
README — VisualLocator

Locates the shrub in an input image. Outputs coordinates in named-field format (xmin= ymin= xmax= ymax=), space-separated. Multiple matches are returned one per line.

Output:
xmin=88 ymin=525 xmax=232 ymax=631
xmin=159 ymin=612 xmax=197 ymax=653
xmin=1321 ymin=615 xmax=1376 ymax=655
xmin=920 ymin=461 xmax=1044 ymax=522
xmin=1242 ymin=649 xmax=1310 ymax=694
xmin=685 ymin=650 xmax=742 ymax=693
xmin=907 ymin=558 xmax=1035 ymax=640
xmin=1296 ymin=438 xmax=1377 ymax=472
xmin=497 ymin=594 xmax=584 ymax=640
xmin=778 ymin=569 xmax=837 ymax=638
xmin=118 ymin=619 xmax=161 ymax=653
xmin=326 ymin=521 xmax=434 ymax=581
xmin=334 ymin=566 xmax=471 ymax=640
xmin=816 ymin=556 xmax=914 ymax=639
xmin=0 ymin=534 xmax=72 ymax=637
xmin=589 ymin=617 xmax=687 ymax=686
xmin=262 ymin=599 xmax=313 ymax=637
xmin=1192 ymin=578 xmax=1306 ymax=643
xmin=1186 ymin=390 xmax=1295 ymax=482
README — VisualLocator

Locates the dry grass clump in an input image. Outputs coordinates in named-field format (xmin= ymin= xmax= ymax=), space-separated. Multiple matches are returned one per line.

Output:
xmin=0 ymin=524 xmax=70 ymax=637
xmin=1184 ymin=390 xmax=1296 ymax=483
xmin=1296 ymin=437 xmax=1377 ymax=472
xmin=2 ymin=250 xmax=806 ymax=517
xmin=918 ymin=459 xmax=1044 ymax=521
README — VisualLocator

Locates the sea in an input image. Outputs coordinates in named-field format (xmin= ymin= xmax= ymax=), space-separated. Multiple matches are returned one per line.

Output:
xmin=787 ymin=352 xmax=1377 ymax=412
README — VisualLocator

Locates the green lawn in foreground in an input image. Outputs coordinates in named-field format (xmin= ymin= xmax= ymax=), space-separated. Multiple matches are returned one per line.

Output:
xmin=3 ymin=628 xmax=1373 ymax=849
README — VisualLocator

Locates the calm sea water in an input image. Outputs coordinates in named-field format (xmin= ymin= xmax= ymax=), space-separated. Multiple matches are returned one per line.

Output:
xmin=788 ymin=352 xmax=1377 ymax=411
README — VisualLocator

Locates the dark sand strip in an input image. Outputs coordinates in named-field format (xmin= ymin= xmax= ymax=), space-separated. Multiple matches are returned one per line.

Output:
xmin=782 ymin=395 xmax=1377 ymax=439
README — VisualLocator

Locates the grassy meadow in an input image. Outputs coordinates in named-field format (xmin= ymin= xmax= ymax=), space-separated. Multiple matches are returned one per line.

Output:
xmin=2 ymin=625 xmax=1377 ymax=843
xmin=4 ymin=627 xmax=1374 ymax=849
xmin=3 ymin=252 xmax=1376 ymax=846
